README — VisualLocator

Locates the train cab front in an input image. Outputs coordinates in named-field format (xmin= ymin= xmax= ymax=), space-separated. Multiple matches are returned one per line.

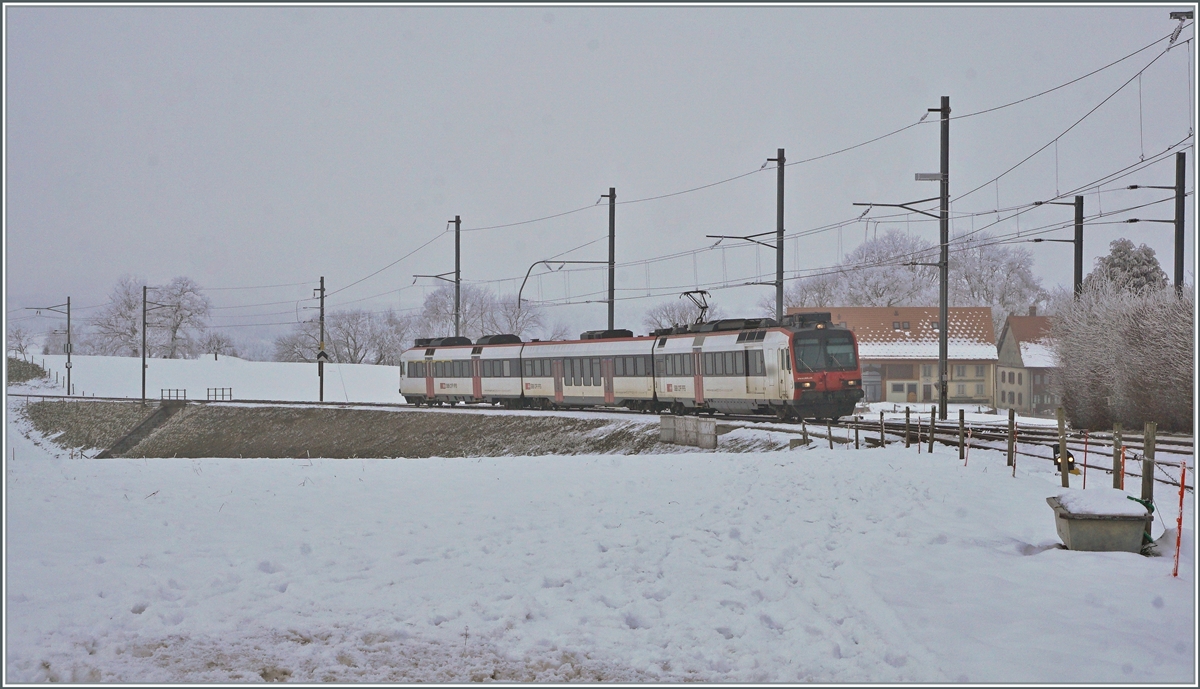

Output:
xmin=785 ymin=316 xmax=864 ymax=419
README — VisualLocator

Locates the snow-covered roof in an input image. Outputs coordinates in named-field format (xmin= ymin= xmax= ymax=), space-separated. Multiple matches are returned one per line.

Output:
xmin=858 ymin=340 xmax=998 ymax=361
xmin=804 ymin=306 xmax=998 ymax=362
xmin=1019 ymin=341 xmax=1057 ymax=368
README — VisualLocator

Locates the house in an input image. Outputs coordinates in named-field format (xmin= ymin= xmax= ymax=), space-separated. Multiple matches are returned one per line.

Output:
xmin=995 ymin=308 xmax=1059 ymax=416
xmin=792 ymin=306 xmax=997 ymax=406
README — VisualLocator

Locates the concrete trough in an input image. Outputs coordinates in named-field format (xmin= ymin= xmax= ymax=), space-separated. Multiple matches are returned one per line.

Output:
xmin=1045 ymin=493 xmax=1149 ymax=553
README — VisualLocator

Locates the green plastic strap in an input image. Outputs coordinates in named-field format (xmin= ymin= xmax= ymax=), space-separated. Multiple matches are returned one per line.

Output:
xmin=1127 ymin=496 xmax=1156 ymax=544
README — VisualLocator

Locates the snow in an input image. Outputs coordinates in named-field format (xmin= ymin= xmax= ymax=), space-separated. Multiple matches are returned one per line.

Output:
xmin=4 ymin=356 xmax=1196 ymax=683
xmin=1020 ymin=341 xmax=1058 ymax=368
xmin=1055 ymin=487 xmax=1154 ymax=517
xmin=858 ymin=339 xmax=998 ymax=361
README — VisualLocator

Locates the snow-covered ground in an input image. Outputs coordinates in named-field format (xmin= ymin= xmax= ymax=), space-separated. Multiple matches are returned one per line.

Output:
xmin=4 ymin=356 xmax=1196 ymax=683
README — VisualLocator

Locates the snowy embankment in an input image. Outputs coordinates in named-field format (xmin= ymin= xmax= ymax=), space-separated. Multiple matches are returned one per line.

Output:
xmin=4 ymin=394 xmax=1194 ymax=683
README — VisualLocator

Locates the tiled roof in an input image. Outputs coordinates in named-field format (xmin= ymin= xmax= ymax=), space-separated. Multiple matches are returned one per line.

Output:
xmin=795 ymin=306 xmax=997 ymax=361
xmin=1004 ymin=315 xmax=1052 ymax=345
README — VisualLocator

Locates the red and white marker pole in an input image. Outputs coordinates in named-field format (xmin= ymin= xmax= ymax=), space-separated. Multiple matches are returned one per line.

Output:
xmin=1174 ymin=463 xmax=1187 ymax=578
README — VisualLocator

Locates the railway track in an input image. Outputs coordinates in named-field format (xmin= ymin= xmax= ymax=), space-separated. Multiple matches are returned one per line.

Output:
xmin=10 ymin=393 xmax=1192 ymax=490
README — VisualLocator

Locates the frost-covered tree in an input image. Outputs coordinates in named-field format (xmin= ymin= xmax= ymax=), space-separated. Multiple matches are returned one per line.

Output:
xmin=150 ymin=277 xmax=212 ymax=359
xmin=1083 ymin=238 xmax=1168 ymax=293
xmin=198 ymin=331 xmax=240 ymax=358
xmin=1050 ymin=277 xmax=1192 ymax=432
xmin=490 ymin=294 xmax=547 ymax=340
xmin=273 ymin=319 xmax=321 ymax=362
xmin=6 ymin=326 xmax=35 ymax=357
xmin=415 ymin=284 xmax=497 ymax=341
xmin=948 ymin=231 xmax=1045 ymax=333
xmin=273 ymin=309 xmax=416 ymax=365
xmin=839 ymin=230 xmax=939 ymax=307
xmin=88 ymin=275 xmax=144 ymax=356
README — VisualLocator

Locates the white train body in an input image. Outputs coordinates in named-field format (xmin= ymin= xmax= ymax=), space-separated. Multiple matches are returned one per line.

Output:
xmin=400 ymin=316 xmax=863 ymax=419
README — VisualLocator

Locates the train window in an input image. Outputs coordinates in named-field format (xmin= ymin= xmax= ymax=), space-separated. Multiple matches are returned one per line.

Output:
xmin=825 ymin=337 xmax=856 ymax=369
xmin=544 ymin=359 xmax=551 ymax=377
xmin=593 ymin=359 xmax=601 ymax=384
xmin=483 ymin=360 xmax=492 ymax=377
xmin=684 ymin=353 xmax=693 ymax=376
xmin=654 ymin=355 xmax=665 ymax=376
xmin=665 ymin=355 xmax=674 ymax=377
xmin=753 ymin=350 xmax=765 ymax=375
xmin=735 ymin=351 xmax=745 ymax=375
xmin=703 ymin=352 xmax=713 ymax=376
xmin=723 ymin=352 xmax=735 ymax=375
xmin=795 ymin=338 xmax=821 ymax=371
xmin=714 ymin=352 xmax=725 ymax=376
xmin=583 ymin=358 xmax=592 ymax=385
xmin=523 ymin=360 xmax=532 ymax=377
xmin=615 ymin=357 xmax=625 ymax=377
xmin=637 ymin=356 xmax=647 ymax=377
xmin=573 ymin=358 xmax=582 ymax=387
xmin=503 ymin=360 xmax=511 ymax=377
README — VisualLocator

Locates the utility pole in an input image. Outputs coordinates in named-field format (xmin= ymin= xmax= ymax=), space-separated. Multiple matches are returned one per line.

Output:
xmin=316 ymin=277 xmax=327 ymax=402
xmin=141 ymin=286 xmax=174 ymax=407
xmin=25 ymin=297 xmax=71 ymax=395
xmin=1074 ymin=195 xmax=1084 ymax=296
xmin=602 ymin=188 xmax=616 ymax=330
xmin=454 ymin=215 xmax=461 ymax=338
xmin=935 ymin=96 xmax=950 ymax=421
xmin=768 ymin=149 xmax=785 ymax=322
xmin=1175 ymin=152 xmax=1185 ymax=294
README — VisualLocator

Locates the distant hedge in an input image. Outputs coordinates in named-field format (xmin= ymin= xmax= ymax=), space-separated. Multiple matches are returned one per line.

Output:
xmin=6 ymin=356 xmax=47 ymax=385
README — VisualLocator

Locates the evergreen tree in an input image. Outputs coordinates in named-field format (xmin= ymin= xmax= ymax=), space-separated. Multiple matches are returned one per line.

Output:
xmin=1083 ymin=238 xmax=1168 ymax=292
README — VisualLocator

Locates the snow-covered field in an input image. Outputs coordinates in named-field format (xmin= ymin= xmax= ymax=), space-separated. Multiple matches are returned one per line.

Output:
xmin=4 ymin=411 xmax=1194 ymax=683
xmin=4 ymin=356 xmax=1196 ymax=683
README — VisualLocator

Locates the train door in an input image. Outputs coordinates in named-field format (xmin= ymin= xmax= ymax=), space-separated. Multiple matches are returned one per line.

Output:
xmin=692 ymin=348 xmax=704 ymax=405
xmin=552 ymin=359 xmax=564 ymax=403
xmin=747 ymin=349 xmax=765 ymax=396
xmin=472 ymin=357 xmax=482 ymax=400
xmin=601 ymin=358 xmax=615 ymax=404
xmin=778 ymin=347 xmax=792 ymax=399
xmin=425 ymin=358 xmax=435 ymax=399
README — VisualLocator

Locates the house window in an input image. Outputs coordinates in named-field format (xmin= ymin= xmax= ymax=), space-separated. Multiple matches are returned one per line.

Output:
xmin=1018 ymin=372 xmax=1022 ymax=385
xmin=955 ymin=365 xmax=966 ymax=378
xmin=892 ymin=383 xmax=905 ymax=393
xmin=1018 ymin=392 xmax=1022 ymax=405
xmin=1008 ymin=371 xmax=1016 ymax=384
xmin=975 ymin=365 xmax=985 ymax=378
xmin=956 ymin=383 xmax=966 ymax=396
xmin=902 ymin=321 xmax=910 ymax=330
xmin=930 ymin=321 xmax=939 ymax=330
xmin=1008 ymin=391 xmax=1015 ymax=404
xmin=892 ymin=321 xmax=901 ymax=330
xmin=922 ymin=365 xmax=933 ymax=378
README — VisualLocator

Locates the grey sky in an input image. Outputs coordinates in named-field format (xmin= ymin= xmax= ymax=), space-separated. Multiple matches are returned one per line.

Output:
xmin=5 ymin=4 xmax=1195 ymax=348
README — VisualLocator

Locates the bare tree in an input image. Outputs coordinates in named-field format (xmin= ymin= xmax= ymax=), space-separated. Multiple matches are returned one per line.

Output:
xmin=150 ymin=277 xmax=212 ymax=359
xmin=542 ymin=320 xmax=573 ymax=341
xmin=372 ymin=310 xmax=416 ymax=365
xmin=326 ymin=309 xmax=375 ymax=364
xmin=948 ymin=231 xmax=1044 ymax=333
xmin=88 ymin=275 xmax=144 ymax=356
xmin=198 ymin=330 xmax=240 ymax=358
xmin=415 ymin=284 xmax=497 ymax=341
xmin=273 ymin=319 xmax=321 ymax=362
xmin=642 ymin=298 xmax=724 ymax=331
xmin=6 ymin=326 xmax=35 ymax=357
xmin=490 ymin=294 xmax=546 ymax=339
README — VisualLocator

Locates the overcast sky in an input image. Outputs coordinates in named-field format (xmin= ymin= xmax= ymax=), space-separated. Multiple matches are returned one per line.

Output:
xmin=5 ymin=4 xmax=1195 ymax=350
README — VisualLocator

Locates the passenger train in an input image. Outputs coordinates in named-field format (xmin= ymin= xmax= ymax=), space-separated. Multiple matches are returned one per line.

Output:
xmin=398 ymin=312 xmax=863 ymax=420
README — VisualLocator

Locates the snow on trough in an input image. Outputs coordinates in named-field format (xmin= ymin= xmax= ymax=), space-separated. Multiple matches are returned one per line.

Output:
xmin=4 ymin=356 xmax=1196 ymax=683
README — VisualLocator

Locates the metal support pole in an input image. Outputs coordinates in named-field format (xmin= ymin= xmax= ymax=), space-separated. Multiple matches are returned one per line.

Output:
xmin=65 ymin=297 xmax=71 ymax=397
xmin=1007 ymin=407 xmax=1015 ymax=467
xmin=1142 ymin=422 xmax=1157 ymax=542
xmin=937 ymin=97 xmax=950 ymax=420
xmin=905 ymin=407 xmax=911 ymax=448
xmin=1058 ymin=407 xmax=1069 ymax=488
xmin=1112 ymin=422 xmax=1123 ymax=489
xmin=142 ymin=286 xmax=147 ymax=407
xmin=318 ymin=276 xmax=326 ymax=402
xmin=454 ymin=215 xmax=461 ymax=338
xmin=775 ymin=148 xmax=785 ymax=323
xmin=958 ymin=408 xmax=965 ymax=460
xmin=1073 ymin=195 xmax=1084 ymax=298
xmin=1174 ymin=152 xmax=1185 ymax=293
xmin=928 ymin=410 xmax=935 ymax=453
xmin=607 ymin=188 xmax=616 ymax=331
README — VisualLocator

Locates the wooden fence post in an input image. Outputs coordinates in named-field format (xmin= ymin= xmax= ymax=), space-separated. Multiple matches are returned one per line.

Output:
xmin=928 ymin=410 xmax=935 ymax=453
xmin=802 ymin=421 xmax=809 ymax=446
xmin=854 ymin=417 xmax=860 ymax=450
xmin=1006 ymin=408 xmax=1016 ymax=467
xmin=1057 ymin=407 xmax=1069 ymax=488
xmin=827 ymin=420 xmax=834 ymax=450
xmin=958 ymin=409 xmax=965 ymax=460
xmin=905 ymin=407 xmax=911 ymax=448
xmin=879 ymin=411 xmax=885 ymax=447
xmin=1112 ymin=422 xmax=1123 ymax=489
xmin=1142 ymin=421 xmax=1156 ymax=544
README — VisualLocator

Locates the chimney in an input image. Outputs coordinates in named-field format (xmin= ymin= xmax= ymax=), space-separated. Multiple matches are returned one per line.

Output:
xmin=1028 ymin=305 xmax=1037 ymax=316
